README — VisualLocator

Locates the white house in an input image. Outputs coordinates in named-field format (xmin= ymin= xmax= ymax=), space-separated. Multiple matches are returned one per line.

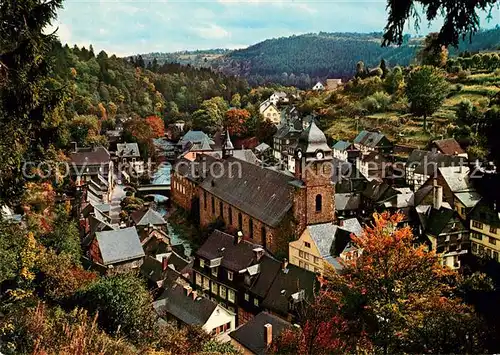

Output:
xmin=269 ymin=92 xmax=289 ymax=105
xmin=312 ymin=82 xmax=325 ymax=91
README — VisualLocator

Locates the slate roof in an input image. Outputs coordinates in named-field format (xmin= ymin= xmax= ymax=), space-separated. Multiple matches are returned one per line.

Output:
xmin=406 ymin=150 xmax=466 ymax=175
xmin=190 ymin=136 xmax=213 ymax=151
xmin=131 ymin=208 xmax=167 ymax=226
xmin=454 ymin=191 xmax=482 ymax=208
xmin=200 ymin=158 xmax=297 ymax=227
xmin=425 ymin=207 xmax=467 ymax=236
xmin=230 ymin=312 xmax=291 ymax=355
xmin=432 ymin=138 xmax=466 ymax=156
xmin=116 ymin=143 xmax=140 ymax=158
xmin=180 ymin=130 xmax=214 ymax=145
xmin=153 ymin=283 xmax=217 ymax=326
xmin=195 ymin=230 xmax=264 ymax=271
xmin=335 ymin=193 xmax=361 ymax=211
xmin=255 ymin=143 xmax=271 ymax=153
xmin=262 ymin=263 xmax=317 ymax=316
xmin=248 ymin=255 xmax=283 ymax=299
xmin=353 ymin=130 xmax=389 ymax=148
xmin=173 ymin=155 xmax=219 ymax=183
xmin=95 ymin=227 xmax=145 ymax=265
xmin=414 ymin=185 xmax=434 ymax=206
xmin=70 ymin=146 xmax=110 ymax=166
xmin=140 ymin=256 xmax=166 ymax=283
xmin=307 ymin=219 xmax=362 ymax=258
xmin=438 ymin=166 xmax=472 ymax=192
xmin=362 ymin=180 xmax=396 ymax=202
xmin=206 ymin=149 xmax=259 ymax=165
xmin=296 ymin=121 xmax=332 ymax=155
xmin=470 ymin=199 xmax=500 ymax=228
xmin=332 ymin=140 xmax=351 ymax=151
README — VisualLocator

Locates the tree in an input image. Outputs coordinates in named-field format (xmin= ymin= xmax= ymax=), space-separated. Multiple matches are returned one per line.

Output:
xmin=379 ymin=59 xmax=388 ymax=78
xmin=0 ymin=0 xmax=66 ymax=204
xmin=123 ymin=118 xmax=155 ymax=158
xmin=384 ymin=66 xmax=404 ymax=95
xmin=418 ymin=33 xmax=448 ymax=67
xmin=405 ymin=66 xmax=449 ymax=131
xmin=382 ymin=0 xmax=498 ymax=46
xmin=145 ymin=115 xmax=165 ymax=138
xmin=275 ymin=212 xmax=489 ymax=354
xmin=230 ymin=93 xmax=242 ymax=108
xmin=75 ymin=274 xmax=154 ymax=340
xmin=224 ymin=108 xmax=251 ymax=137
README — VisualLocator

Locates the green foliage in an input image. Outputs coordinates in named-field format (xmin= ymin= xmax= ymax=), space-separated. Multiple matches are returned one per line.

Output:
xmin=406 ymin=65 xmax=450 ymax=130
xmin=202 ymin=339 xmax=242 ymax=354
xmin=75 ymin=274 xmax=154 ymax=340
xmin=0 ymin=220 xmax=25 ymax=284
xmin=359 ymin=91 xmax=392 ymax=114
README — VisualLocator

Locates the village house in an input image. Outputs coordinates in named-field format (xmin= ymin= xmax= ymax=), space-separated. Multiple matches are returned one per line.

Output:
xmin=353 ymin=130 xmax=393 ymax=156
xmin=259 ymin=101 xmax=281 ymax=125
xmin=140 ymin=252 xmax=190 ymax=297
xmin=198 ymin=122 xmax=336 ymax=255
xmin=405 ymin=149 xmax=467 ymax=190
xmin=359 ymin=151 xmax=389 ymax=179
xmin=325 ymin=78 xmax=342 ymax=91
xmin=332 ymin=140 xmax=353 ymax=161
xmin=229 ymin=312 xmax=291 ymax=355
xmin=312 ymin=81 xmax=325 ymax=91
xmin=88 ymin=227 xmax=145 ymax=274
xmin=115 ymin=142 xmax=141 ymax=168
xmin=153 ymin=283 xmax=236 ymax=337
xmin=69 ymin=143 xmax=114 ymax=187
xmin=289 ymin=217 xmax=362 ymax=275
xmin=272 ymin=123 xmax=301 ymax=162
xmin=178 ymin=130 xmax=215 ymax=152
xmin=469 ymin=199 xmax=500 ymax=263
xmin=421 ymin=181 xmax=470 ymax=269
xmin=269 ymin=92 xmax=289 ymax=105
xmin=431 ymin=138 xmax=468 ymax=158
xmin=129 ymin=207 xmax=167 ymax=233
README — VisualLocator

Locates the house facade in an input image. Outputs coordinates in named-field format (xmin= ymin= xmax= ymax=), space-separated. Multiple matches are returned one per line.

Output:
xmin=259 ymin=101 xmax=281 ymax=125
xmin=469 ymin=199 xmax=500 ymax=263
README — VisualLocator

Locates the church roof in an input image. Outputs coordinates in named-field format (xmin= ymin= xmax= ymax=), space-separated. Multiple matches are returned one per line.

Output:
xmin=296 ymin=121 xmax=332 ymax=155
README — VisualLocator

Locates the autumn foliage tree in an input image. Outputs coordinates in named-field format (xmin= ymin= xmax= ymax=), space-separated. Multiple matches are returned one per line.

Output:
xmin=224 ymin=108 xmax=251 ymax=137
xmin=145 ymin=115 xmax=165 ymax=138
xmin=273 ymin=212 xmax=489 ymax=354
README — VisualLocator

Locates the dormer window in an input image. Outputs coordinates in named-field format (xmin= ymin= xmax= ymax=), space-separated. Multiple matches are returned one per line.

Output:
xmin=199 ymin=259 xmax=205 ymax=268
xmin=227 ymin=271 xmax=233 ymax=281
xmin=212 ymin=266 xmax=219 ymax=277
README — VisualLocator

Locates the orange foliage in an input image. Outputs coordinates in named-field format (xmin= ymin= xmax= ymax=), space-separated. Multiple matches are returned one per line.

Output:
xmin=145 ymin=115 xmax=165 ymax=138
xmin=224 ymin=108 xmax=250 ymax=137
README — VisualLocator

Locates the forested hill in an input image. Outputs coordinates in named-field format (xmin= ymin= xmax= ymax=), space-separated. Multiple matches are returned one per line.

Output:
xmin=141 ymin=28 xmax=500 ymax=88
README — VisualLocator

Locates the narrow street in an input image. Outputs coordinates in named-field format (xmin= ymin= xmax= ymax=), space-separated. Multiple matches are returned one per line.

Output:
xmin=109 ymin=180 xmax=125 ymax=225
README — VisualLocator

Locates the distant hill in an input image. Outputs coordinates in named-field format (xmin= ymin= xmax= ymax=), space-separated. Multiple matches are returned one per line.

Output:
xmin=141 ymin=28 xmax=500 ymax=88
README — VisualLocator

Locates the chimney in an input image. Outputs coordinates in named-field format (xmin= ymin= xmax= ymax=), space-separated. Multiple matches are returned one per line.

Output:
xmin=338 ymin=218 xmax=344 ymax=227
xmin=162 ymin=255 xmax=169 ymax=271
xmin=235 ymin=231 xmax=243 ymax=244
xmin=184 ymin=285 xmax=192 ymax=296
xmin=433 ymin=179 xmax=443 ymax=210
xmin=264 ymin=323 xmax=273 ymax=347
xmin=281 ymin=258 xmax=288 ymax=271
xmin=431 ymin=146 xmax=437 ymax=154
xmin=71 ymin=141 xmax=78 ymax=153
xmin=253 ymin=247 xmax=264 ymax=261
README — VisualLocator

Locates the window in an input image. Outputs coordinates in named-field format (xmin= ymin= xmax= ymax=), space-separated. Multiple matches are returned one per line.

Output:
xmin=489 ymin=237 xmax=497 ymax=245
xmin=299 ymin=250 xmax=304 ymax=258
xmin=227 ymin=289 xmax=235 ymax=303
xmin=314 ymin=256 xmax=320 ymax=264
xmin=299 ymin=260 xmax=303 ymax=268
xmin=315 ymin=194 xmax=322 ymax=212
xmin=227 ymin=271 xmax=233 ymax=281
xmin=249 ymin=219 xmax=254 ymax=239
xmin=211 ymin=267 xmax=218 ymax=277
xmin=211 ymin=196 xmax=215 ymax=214
xmin=254 ymin=298 xmax=259 ymax=307
xmin=238 ymin=213 xmax=243 ymax=231
xmin=203 ymin=277 xmax=209 ymax=290
xmin=195 ymin=273 xmax=202 ymax=286
xmin=471 ymin=233 xmax=482 ymax=240
xmin=219 ymin=201 xmax=224 ymax=218
xmin=487 ymin=249 xmax=492 ymax=258
xmin=219 ymin=285 xmax=227 ymax=299
xmin=472 ymin=243 xmax=478 ymax=253
xmin=304 ymin=253 xmax=309 ymax=261
xmin=304 ymin=242 xmax=311 ymax=248
xmin=472 ymin=221 xmax=483 ymax=229
xmin=494 ymin=251 xmax=499 ymax=261
xmin=199 ymin=259 xmax=205 ymax=268
xmin=211 ymin=282 xmax=218 ymax=294
xmin=244 ymin=293 xmax=249 ymax=301
xmin=491 ymin=227 xmax=497 ymax=234
xmin=229 ymin=207 xmax=233 ymax=224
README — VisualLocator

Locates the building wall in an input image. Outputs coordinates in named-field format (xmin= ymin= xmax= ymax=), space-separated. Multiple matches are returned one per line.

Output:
xmin=171 ymin=172 xmax=198 ymax=211
xmin=289 ymin=229 xmax=324 ymax=274
xmin=470 ymin=220 xmax=500 ymax=262
xmin=262 ymin=106 xmax=281 ymax=125
xmin=199 ymin=188 xmax=277 ymax=252
xmin=203 ymin=306 xmax=236 ymax=335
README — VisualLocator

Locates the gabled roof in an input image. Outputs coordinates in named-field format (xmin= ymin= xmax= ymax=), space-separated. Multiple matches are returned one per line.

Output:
xmin=353 ymin=130 xmax=390 ymax=148
xmin=307 ymin=219 xmax=362 ymax=259
xmin=454 ymin=191 xmax=482 ymax=209
xmin=190 ymin=136 xmax=213 ymax=152
xmin=153 ymin=283 xmax=218 ymax=326
xmin=70 ymin=146 xmax=110 ymax=166
xmin=230 ymin=312 xmax=291 ymax=355
xmin=116 ymin=143 xmax=140 ymax=158
xmin=332 ymin=140 xmax=351 ymax=151
xmin=200 ymin=158 xmax=297 ymax=227
xmin=406 ymin=150 xmax=466 ymax=175
xmin=262 ymin=263 xmax=317 ymax=316
xmin=425 ymin=207 xmax=467 ymax=236
xmin=255 ymin=142 xmax=271 ymax=153
xmin=470 ymin=199 xmax=500 ymax=228
xmin=180 ymin=130 xmax=214 ymax=145
xmin=335 ymin=193 xmax=361 ymax=211
xmin=438 ymin=166 xmax=473 ymax=192
xmin=414 ymin=185 xmax=434 ymax=206
xmin=195 ymin=230 xmax=264 ymax=272
xmin=95 ymin=227 xmax=145 ymax=265
xmin=131 ymin=208 xmax=167 ymax=226
xmin=248 ymin=255 xmax=282 ymax=299
xmin=432 ymin=138 xmax=466 ymax=156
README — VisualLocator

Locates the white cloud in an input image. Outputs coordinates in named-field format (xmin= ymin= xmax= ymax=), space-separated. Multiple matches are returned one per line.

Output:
xmin=194 ymin=24 xmax=230 ymax=39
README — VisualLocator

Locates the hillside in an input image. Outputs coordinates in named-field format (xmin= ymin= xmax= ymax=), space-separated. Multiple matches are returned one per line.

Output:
xmin=141 ymin=28 xmax=500 ymax=88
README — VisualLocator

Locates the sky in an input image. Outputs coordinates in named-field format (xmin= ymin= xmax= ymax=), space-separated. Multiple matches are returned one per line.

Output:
xmin=51 ymin=0 xmax=499 ymax=57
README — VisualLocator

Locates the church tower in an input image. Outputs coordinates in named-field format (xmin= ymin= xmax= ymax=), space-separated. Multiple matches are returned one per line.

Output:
xmin=222 ymin=129 xmax=234 ymax=159
xmin=293 ymin=121 xmax=335 ymax=226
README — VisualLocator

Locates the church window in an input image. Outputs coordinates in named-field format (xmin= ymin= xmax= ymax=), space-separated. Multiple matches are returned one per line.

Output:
xmin=315 ymin=194 xmax=322 ymax=212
